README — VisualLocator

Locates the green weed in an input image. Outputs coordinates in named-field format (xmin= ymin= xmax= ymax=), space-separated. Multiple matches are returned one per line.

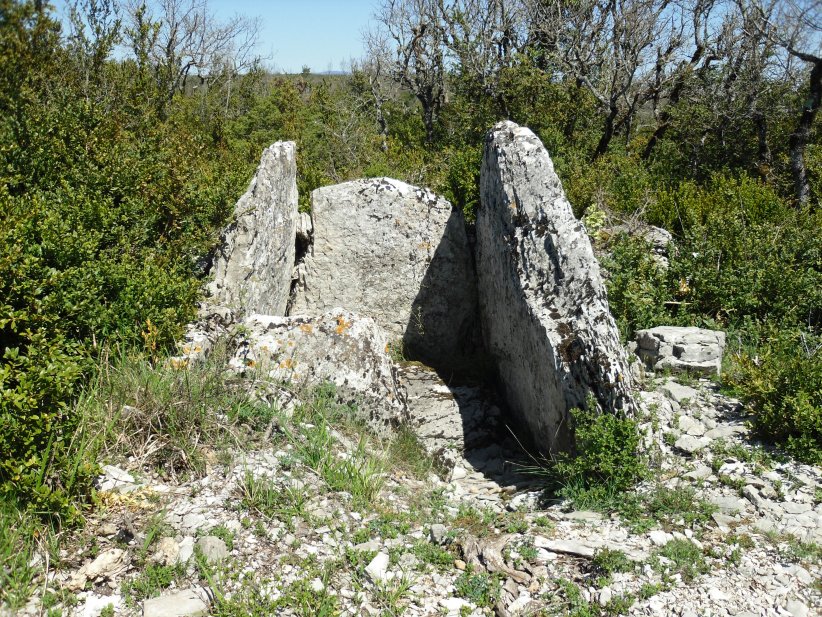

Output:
xmin=454 ymin=569 xmax=501 ymax=608
xmin=652 ymin=539 xmax=709 ymax=582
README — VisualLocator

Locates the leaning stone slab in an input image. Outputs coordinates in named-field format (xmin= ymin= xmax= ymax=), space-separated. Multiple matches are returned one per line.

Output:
xmin=229 ymin=309 xmax=406 ymax=435
xmin=143 ymin=589 xmax=209 ymax=617
xmin=208 ymin=141 xmax=298 ymax=316
xmin=290 ymin=178 xmax=480 ymax=373
xmin=635 ymin=326 xmax=726 ymax=376
xmin=477 ymin=121 xmax=635 ymax=454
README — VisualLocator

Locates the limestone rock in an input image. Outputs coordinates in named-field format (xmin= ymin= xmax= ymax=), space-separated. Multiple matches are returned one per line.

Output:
xmin=142 ymin=589 xmax=209 ymax=617
xmin=230 ymin=309 xmax=406 ymax=435
xmin=477 ymin=120 xmax=635 ymax=453
xmin=635 ymin=326 xmax=726 ymax=376
xmin=195 ymin=536 xmax=228 ymax=563
xmin=290 ymin=177 xmax=481 ymax=372
xmin=532 ymin=537 xmax=595 ymax=558
xmin=399 ymin=364 xmax=500 ymax=472
xmin=365 ymin=552 xmax=390 ymax=583
xmin=208 ymin=141 xmax=298 ymax=316
xmin=69 ymin=548 xmax=130 ymax=590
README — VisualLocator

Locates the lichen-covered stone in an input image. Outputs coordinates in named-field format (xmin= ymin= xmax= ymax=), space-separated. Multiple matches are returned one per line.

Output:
xmin=290 ymin=178 xmax=480 ymax=372
xmin=208 ymin=141 xmax=298 ymax=316
xmin=477 ymin=121 xmax=635 ymax=454
xmin=230 ymin=309 xmax=406 ymax=435
xmin=635 ymin=326 xmax=726 ymax=376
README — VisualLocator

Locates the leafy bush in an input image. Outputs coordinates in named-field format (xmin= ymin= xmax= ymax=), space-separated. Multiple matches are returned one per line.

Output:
xmin=454 ymin=569 xmax=500 ymax=608
xmin=728 ymin=328 xmax=822 ymax=464
xmin=601 ymin=235 xmax=673 ymax=340
xmin=529 ymin=395 xmax=645 ymax=508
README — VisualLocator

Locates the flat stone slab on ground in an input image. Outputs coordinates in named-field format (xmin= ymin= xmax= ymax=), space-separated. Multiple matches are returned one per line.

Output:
xmin=143 ymin=589 xmax=209 ymax=617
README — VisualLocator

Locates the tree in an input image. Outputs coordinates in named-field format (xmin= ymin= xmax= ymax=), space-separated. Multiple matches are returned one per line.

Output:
xmin=758 ymin=0 xmax=822 ymax=205
xmin=123 ymin=0 xmax=260 ymax=117
xmin=376 ymin=0 xmax=447 ymax=143
xmin=0 ymin=0 xmax=60 ymax=150
xmin=65 ymin=0 xmax=121 ymax=102
xmin=528 ymin=0 xmax=678 ymax=159
xmin=437 ymin=0 xmax=526 ymax=113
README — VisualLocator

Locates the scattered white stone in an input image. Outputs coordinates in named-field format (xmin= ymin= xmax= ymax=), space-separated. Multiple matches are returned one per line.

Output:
xmin=365 ymin=552 xmax=390 ymax=584
xmin=649 ymin=530 xmax=672 ymax=546
xmin=532 ymin=537 xmax=595 ymax=558
xmin=785 ymin=598 xmax=809 ymax=617
xmin=662 ymin=382 xmax=700 ymax=405
xmin=430 ymin=523 xmax=448 ymax=545
xmin=708 ymin=587 xmax=728 ymax=601
xmin=310 ymin=578 xmax=325 ymax=593
xmin=150 ymin=537 xmax=180 ymax=566
xmin=177 ymin=536 xmax=195 ymax=564
xmin=142 ymin=589 xmax=209 ymax=617
xmin=675 ymin=435 xmax=709 ymax=454
xmin=81 ymin=594 xmax=121 ymax=617
xmin=195 ymin=536 xmax=228 ymax=563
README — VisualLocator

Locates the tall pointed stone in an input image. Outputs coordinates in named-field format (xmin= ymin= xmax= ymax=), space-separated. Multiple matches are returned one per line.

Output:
xmin=208 ymin=142 xmax=298 ymax=316
xmin=477 ymin=121 xmax=635 ymax=454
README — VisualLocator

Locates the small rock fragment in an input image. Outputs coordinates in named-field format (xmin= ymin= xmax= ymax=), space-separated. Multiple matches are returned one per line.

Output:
xmin=365 ymin=552 xmax=390 ymax=584
xmin=195 ymin=536 xmax=228 ymax=563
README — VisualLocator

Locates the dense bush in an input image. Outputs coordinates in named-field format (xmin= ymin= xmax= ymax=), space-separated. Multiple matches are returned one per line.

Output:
xmin=535 ymin=395 xmax=646 ymax=508
xmin=727 ymin=329 xmax=822 ymax=464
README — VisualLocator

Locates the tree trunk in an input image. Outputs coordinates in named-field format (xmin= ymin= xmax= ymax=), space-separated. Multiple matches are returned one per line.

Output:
xmin=788 ymin=58 xmax=821 ymax=206
xmin=593 ymin=103 xmax=618 ymax=160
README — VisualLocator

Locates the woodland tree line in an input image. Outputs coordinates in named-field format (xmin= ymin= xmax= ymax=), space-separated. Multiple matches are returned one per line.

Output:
xmin=0 ymin=0 xmax=820 ymax=532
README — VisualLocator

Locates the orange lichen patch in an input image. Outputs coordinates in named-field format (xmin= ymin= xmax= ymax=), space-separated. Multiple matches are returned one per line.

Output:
xmin=417 ymin=241 xmax=432 ymax=251
xmin=168 ymin=357 xmax=190 ymax=370
xmin=336 ymin=316 xmax=353 ymax=335
xmin=279 ymin=358 xmax=296 ymax=369
xmin=97 ymin=488 xmax=156 ymax=511
xmin=299 ymin=323 xmax=314 ymax=333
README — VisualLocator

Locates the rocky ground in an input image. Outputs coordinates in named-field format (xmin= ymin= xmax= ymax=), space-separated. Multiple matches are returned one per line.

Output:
xmin=8 ymin=372 xmax=820 ymax=617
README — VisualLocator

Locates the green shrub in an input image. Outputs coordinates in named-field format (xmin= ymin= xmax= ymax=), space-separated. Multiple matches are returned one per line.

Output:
xmin=728 ymin=328 xmax=822 ymax=464
xmin=528 ymin=395 xmax=645 ymax=509
xmin=454 ymin=569 xmax=500 ymax=608
xmin=602 ymin=235 xmax=673 ymax=339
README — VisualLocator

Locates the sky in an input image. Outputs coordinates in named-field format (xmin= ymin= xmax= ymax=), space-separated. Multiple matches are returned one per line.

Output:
xmin=53 ymin=0 xmax=381 ymax=74
xmin=209 ymin=0 xmax=379 ymax=73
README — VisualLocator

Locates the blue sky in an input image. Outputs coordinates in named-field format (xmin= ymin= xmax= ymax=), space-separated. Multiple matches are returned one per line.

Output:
xmin=53 ymin=0 xmax=380 ymax=74
xmin=210 ymin=0 xmax=379 ymax=73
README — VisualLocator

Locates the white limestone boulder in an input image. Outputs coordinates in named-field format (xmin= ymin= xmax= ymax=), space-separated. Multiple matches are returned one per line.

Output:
xmin=635 ymin=326 xmax=726 ymax=376
xmin=290 ymin=178 xmax=481 ymax=373
xmin=230 ymin=309 xmax=407 ymax=435
xmin=477 ymin=121 xmax=635 ymax=454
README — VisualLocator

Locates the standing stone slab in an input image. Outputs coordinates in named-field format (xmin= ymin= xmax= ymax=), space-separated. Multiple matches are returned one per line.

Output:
xmin=290 ymin=178 xmax=480 ymax=372
xmin=477 ymin=121 xmax=635 ymax=454
xmin=208 ymin=141 xmax=298 ymax=316
xmin=635 ymin=326 xmax=726 ymax=376
xmin=230 ymin=309 xmax=407 ymax=435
